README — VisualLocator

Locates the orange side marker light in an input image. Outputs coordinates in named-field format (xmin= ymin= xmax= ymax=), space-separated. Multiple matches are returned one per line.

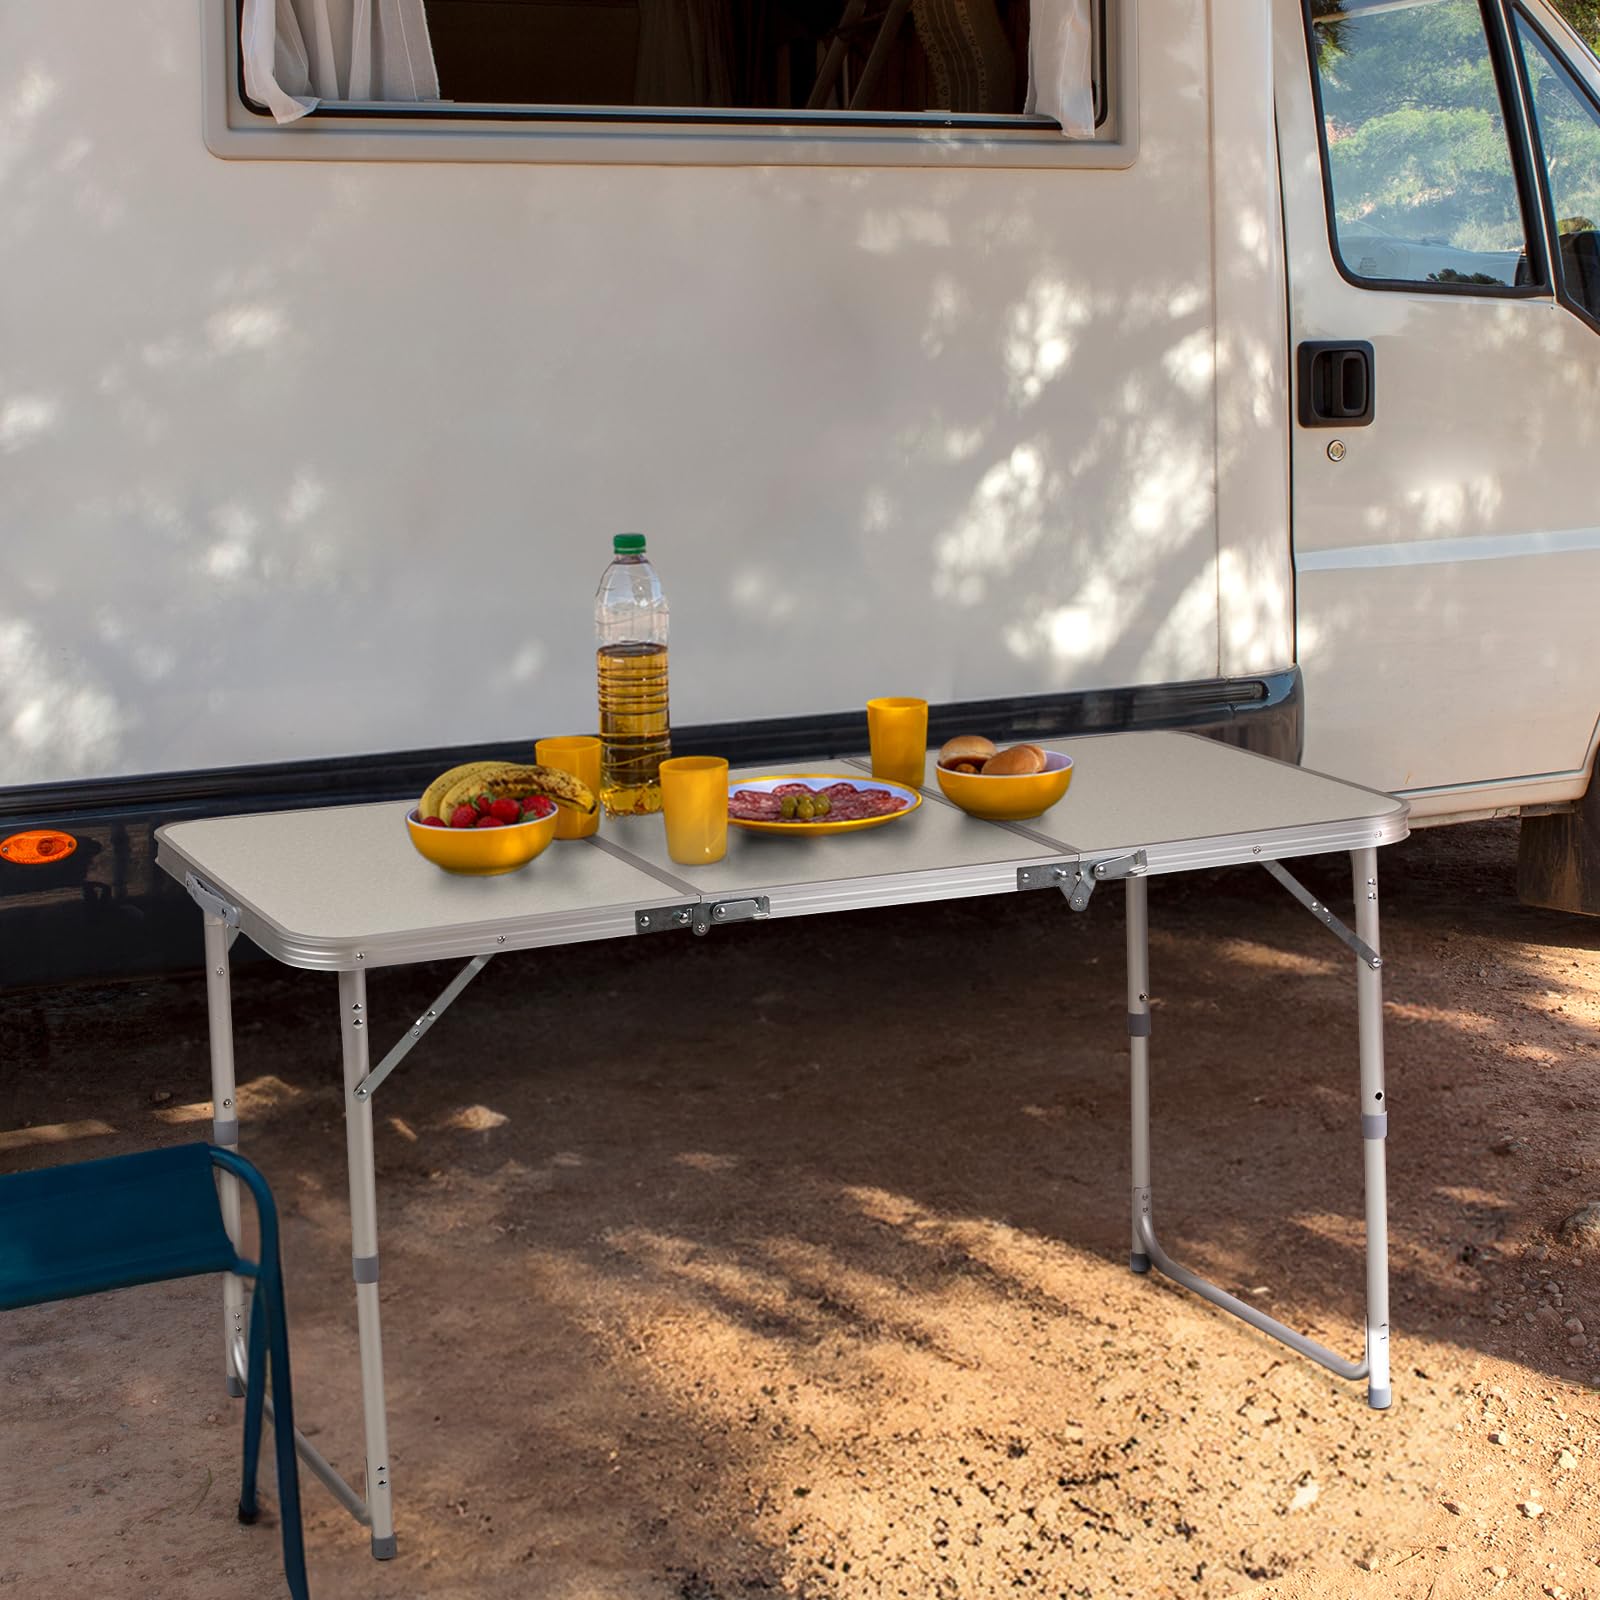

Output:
xmin=0 ymin=829 xmax=79 ymax=865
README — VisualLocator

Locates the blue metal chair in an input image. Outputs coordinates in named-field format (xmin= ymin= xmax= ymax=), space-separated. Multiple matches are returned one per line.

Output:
xmin=0 ymin=1142 xmax=309 ymax=1599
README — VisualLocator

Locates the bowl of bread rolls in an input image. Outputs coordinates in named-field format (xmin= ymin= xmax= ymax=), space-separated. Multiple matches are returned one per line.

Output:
xmin=934 ymin=736 xmax=1073 ymax=821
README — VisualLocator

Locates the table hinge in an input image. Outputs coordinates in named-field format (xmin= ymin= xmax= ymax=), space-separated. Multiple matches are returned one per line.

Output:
xmin=635 ymin=904 xmax=696 ymax=935
xmin=695 ymin=896 xmax=769 ymax=936
xmin=1091 ymin=849 xmax=1148 ymax=882
xmin=184 ymin=872 xmax=240 ymax=927
xmin=1017 ymin=850 xmax=1146 ymax=912
xmin=634 ymin=897 xmax=771 ymax=937
xmin=1016 ymin=862 xmax=1077 ymax=894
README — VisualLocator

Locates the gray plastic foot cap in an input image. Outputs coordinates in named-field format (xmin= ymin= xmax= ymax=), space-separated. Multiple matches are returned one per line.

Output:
xmin=225 ymin=1375 xmax=245 ymax=1398
xmin=1130 ymin=1251 xmax=1152 ymax=1274
xmin=1367 ymin=1386 xmax=1392 ymax=1410
xmin=371 ymin=1534 xmax=398 ymax=1561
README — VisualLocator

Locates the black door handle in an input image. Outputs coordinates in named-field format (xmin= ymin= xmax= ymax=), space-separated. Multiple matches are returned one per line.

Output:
xmin=1297 ymin=341 xmax=1375 ymax=427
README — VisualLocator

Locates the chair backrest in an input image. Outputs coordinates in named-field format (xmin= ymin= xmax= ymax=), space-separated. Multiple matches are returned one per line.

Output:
xmin=0 ymin=1142 xmax=245 ymax=1312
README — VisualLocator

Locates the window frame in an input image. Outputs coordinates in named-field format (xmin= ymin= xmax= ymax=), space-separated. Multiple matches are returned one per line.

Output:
xmin=1508 ymin=2 xmax=1600 ymax=334
xmin=1298 ymin=0 xmax=1553 ymax=299
xmin=203 ymin=0 xmax=1137 ymax=169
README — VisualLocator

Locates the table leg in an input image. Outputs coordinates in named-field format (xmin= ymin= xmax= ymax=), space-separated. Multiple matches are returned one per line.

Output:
xmin=338 ymin=969 xmax=397 ymax=1559
xmin=1353 ymin=847 xmax=1392 ymax=1409
xmin=1123 ymin=873 xmax=1375 ymax=1389
xmin=1126 ymin=875 xmax=1153 ymax=1275
xmin=204 ymin=913 xmax=246 ymax=1397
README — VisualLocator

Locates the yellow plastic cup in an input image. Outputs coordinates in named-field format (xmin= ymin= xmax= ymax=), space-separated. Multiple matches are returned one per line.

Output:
xmin=535 ymin=735 xmax=602 ymax=839
xmin=660 ymin=755 xmax=729 ymax=866
xmin=867 ymin=697 xmax=929 ymax=790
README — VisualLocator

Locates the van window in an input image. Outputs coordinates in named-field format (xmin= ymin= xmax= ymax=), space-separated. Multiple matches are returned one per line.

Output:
xmin=1307 ymin=0 xmax=1532 ymax=289
xmin=1515 ymin=13 xmax=1600 ymax=321
xmin=429 ymin=0 xmax=1035 ymax=117
xmin=247 ymin=0 xmax=1104 ymax=130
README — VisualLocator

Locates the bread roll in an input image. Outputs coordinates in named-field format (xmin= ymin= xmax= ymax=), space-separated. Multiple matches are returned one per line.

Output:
xmin=984 ymin=743 xmax=1047 ymax=776
xmin=938 ymin=734 xmax=997 ymax=770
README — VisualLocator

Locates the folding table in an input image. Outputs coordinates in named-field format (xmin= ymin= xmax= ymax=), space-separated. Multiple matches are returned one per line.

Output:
xmin=155 ymin=730 xmax=1408 ymax=1559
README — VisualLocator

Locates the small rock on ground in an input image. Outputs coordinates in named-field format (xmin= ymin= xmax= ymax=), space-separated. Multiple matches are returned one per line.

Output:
xmin=1558 ymin=1202 xmax=1600 ymax=1245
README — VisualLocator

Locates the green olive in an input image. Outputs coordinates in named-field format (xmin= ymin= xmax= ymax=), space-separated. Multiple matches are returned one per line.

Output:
xmin=781 ymin=794 xmax=798 ymax=819
xmin=814 ymin=794 xmax=831 ymax=817
xmin=796 ymin=796 xmax=816 ymax=820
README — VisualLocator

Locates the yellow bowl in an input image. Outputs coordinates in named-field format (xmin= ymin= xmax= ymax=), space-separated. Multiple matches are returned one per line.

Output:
xmin=935 ymin=751 xmax=1073 ymax=821
xmin=405 ymin=806 xmax=558 ymax=875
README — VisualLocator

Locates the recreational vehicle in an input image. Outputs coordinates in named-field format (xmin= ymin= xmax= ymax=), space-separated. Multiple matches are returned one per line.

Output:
xmin=3 ymin=0 xmax=1599 ymax=983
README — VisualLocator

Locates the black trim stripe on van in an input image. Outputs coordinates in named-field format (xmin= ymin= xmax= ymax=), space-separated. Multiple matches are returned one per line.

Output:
xmin=0 ymin=671 xmax=1300 ymax=989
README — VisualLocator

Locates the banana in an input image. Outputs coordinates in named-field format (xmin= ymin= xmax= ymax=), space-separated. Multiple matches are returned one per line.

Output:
xmin=439 ymin=763 xmax=597 ymax=818
xmin=419 ymin=759 xmax=510 ymax=821
xmin=435 ymin=770 xmax=505 ymax=819
xmin=427 ymin=760 xmax=599 ymax=821
xmin=480 ymin=763 xmax=598 ymax=815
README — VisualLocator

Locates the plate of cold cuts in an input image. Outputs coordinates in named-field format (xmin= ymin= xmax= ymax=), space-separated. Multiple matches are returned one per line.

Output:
xmin=726 ymin=774 xmax=922 ymax=835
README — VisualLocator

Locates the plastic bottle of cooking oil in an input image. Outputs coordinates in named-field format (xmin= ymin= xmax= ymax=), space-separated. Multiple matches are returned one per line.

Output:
xmin=595 ymin=533 xmax=671 ymax=816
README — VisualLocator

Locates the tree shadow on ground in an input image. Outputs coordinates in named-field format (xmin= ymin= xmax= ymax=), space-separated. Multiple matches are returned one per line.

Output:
xmin=4 ymin=821 xmax=1598 ymax=1598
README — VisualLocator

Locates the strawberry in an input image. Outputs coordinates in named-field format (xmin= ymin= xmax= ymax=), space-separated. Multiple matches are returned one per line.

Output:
xmin=419 ymin=815 xmax=446 ymax=828
xmin=475 ymin=793 xmax=496 ymax=814
xmin=523 ymin=795 xmax=556 ymax=819
xmin=475 ymin=815 xmax=503 ymax=828
xmin=449 ymin=804 xmax=478 ymax=829
xmin=489 ymin=797 xmax=522 ymax=825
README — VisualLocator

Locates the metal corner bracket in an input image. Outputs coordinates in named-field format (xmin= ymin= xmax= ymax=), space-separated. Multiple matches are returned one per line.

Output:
xmin=185 ymin=871 xmax=240 ymax=927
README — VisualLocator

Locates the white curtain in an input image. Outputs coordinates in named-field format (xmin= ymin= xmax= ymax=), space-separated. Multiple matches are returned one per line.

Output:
xmin=243 ymin=0 xmax=440 ymax=125
xmin=1025 ymin=0 xmax=1094 ymax=138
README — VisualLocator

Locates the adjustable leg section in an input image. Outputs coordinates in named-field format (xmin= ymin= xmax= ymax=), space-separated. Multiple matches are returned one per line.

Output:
xmin=1127 ymin=877 xmax=1152 ymax=1277
xmin=204 ymin=913 xmax=247 ymax=1398
xmin=340 ymin=969 xmax=398 ymax=1559
xmin=231 ymin=1332 xmax=372 ymax=1526
xmin=1353 ymin=847 xmax=1392 ymax=1409
xmin=1124 ymin=864 xmax=1391 ymax=1403
xmin=250 ymin=955 xmax=489 ymax=1554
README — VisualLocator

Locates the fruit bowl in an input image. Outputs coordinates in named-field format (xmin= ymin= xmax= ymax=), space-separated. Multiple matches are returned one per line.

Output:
xmin=935 ymin=751 xmax=1074 ymax=821
xmin=405 ymin=806 xmax=558 ymax=875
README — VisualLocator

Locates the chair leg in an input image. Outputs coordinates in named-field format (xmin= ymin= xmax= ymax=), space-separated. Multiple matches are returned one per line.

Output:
xmin=238 ymin=1280 xmax=268 ymax=1525
xmin=263 ymin=1271 xmax=310 ymax=1600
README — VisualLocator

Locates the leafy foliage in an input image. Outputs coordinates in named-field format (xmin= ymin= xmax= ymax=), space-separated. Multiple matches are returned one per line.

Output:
xmin=1553 ymin=0 xmax=1600 ymax=54
xmin=1312 ymin=0 xmax=1528 ymax=274
xmin=1309 ymin=1 xmax=1600 ymax=292
xmin=1520 ymin=17 xmax=1600 ymax=289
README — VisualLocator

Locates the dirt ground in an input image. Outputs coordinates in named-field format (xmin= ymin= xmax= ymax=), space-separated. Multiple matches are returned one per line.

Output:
xmin=3 ymin=819 xmax=1599 ymax=1600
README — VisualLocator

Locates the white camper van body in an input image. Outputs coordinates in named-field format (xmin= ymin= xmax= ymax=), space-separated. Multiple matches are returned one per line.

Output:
xmin=3 ymin=0 xmax=1599 ymax=979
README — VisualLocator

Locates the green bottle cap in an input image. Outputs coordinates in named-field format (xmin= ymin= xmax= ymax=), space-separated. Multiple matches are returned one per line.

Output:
xmin=613 ymin=533 xmax=647 ymax=554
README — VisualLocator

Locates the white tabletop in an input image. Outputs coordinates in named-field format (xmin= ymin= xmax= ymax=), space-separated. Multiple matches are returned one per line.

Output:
xmin=158 ymin=801 xmax=676 ymax=970
xmin=948 ymin=732 xmax=1408 ymax=872
xmin=605 ymin=760 xmax=1071 ymax=919
xmin=156 ymin=732 xmax=1406 ymax=971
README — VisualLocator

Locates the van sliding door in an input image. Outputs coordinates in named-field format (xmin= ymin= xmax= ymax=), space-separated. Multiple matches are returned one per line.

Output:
xmin=1275 ymin=0 xmax=1600 ymax=815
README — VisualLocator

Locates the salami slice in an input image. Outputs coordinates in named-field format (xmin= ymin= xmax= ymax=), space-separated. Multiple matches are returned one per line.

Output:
xmin=728 ymin=790 xmax=783 ymax=820
xmin=824 ymin=782 xmax=862 ymax=798
xmin=771 ymin=782 xmax=818 ymax=797
xmin=839 ymin=788 xmax=907 ymax=817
